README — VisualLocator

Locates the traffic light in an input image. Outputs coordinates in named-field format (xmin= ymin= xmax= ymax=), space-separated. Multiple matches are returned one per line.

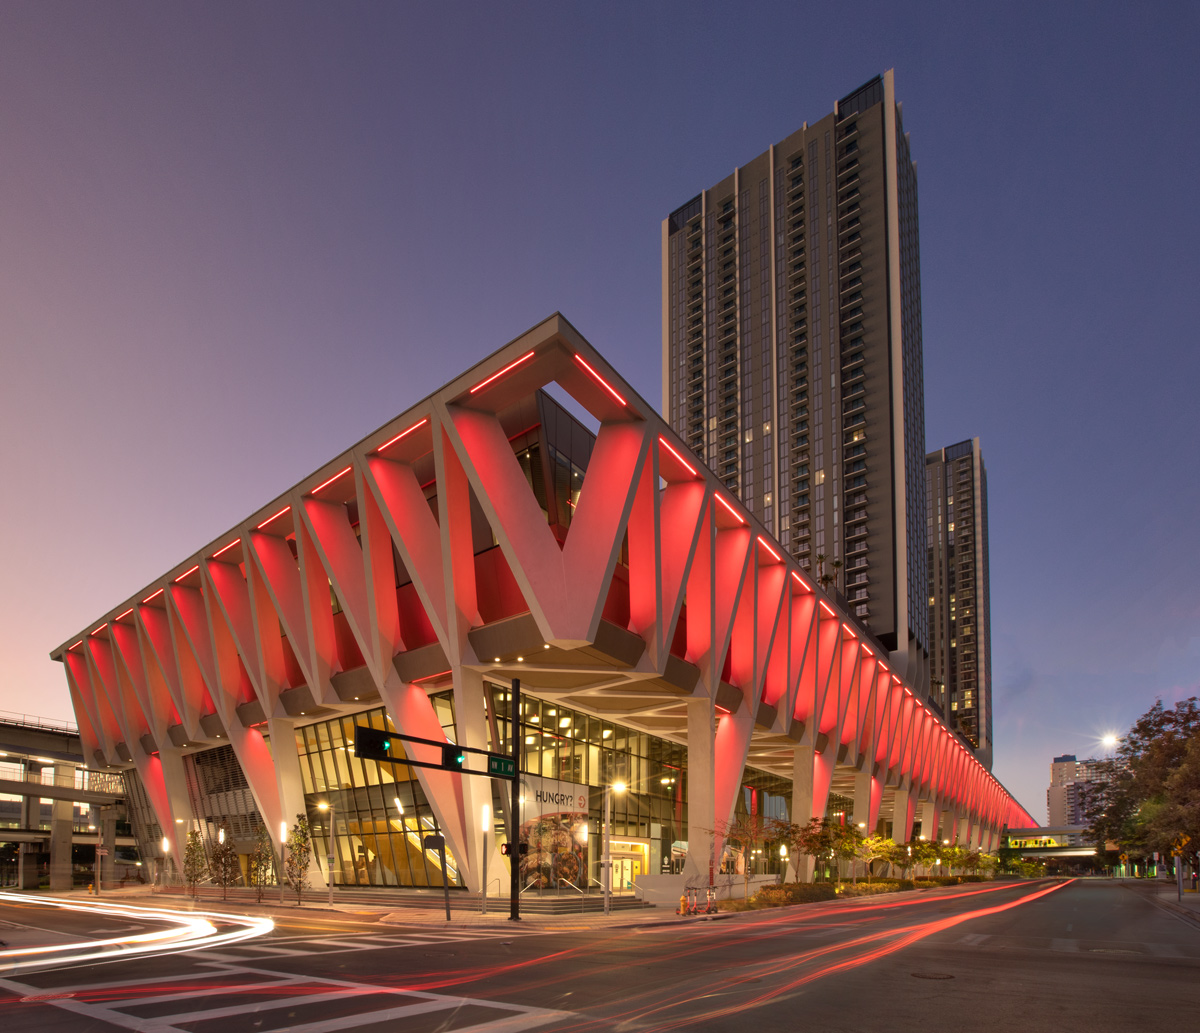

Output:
xmin=441 ymin=743 xmax=466 ymax=771
xmin=354 ymin=725 xmax=392 ymax=761
xmin=500 ymin=842 xmax=528 ymax=856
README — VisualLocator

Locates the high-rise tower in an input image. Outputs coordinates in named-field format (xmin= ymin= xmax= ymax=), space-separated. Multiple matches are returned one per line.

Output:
xmin=662 ymin=71 xmax=928 ymax=687
xmin=926 ymin=438 xmax=992 ymax=767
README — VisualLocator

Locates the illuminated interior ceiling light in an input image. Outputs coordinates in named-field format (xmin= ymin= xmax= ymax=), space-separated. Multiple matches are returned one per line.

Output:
xmin=494 ymin=657 xmax=502 ymax=662
xmin=543 ymin=643 xmax=550 ymax=649
xmin=377 ymin=417 xmax=429 ymax=452
xmin=559 ymin=717 xmax=571 ymax=727
xmin=212 ymin=538 xmax=241 ymax=559
xmin=757 ymin=536 xmax=781 ymax=562
xmin=469 ymin=351 xmax=535 ymax=394
xmin=658 ymin=436 xmax=698 ymax=477
xmin=256 ymin=506 xmax=291 ymax=530
xmin=173 ymin=565 xmax=199 ymax=583
xmin=572 ymin=353 xmax=627 ymax=406
xmin=312 ymin=466 xmax=353 ymax=494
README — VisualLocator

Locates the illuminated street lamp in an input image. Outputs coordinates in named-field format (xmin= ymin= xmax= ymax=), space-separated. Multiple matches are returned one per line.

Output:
xmin=279 ymin=820 xmax=288 ymax=904
xmin=602 ymin=781 xmax=627 ymax=915
xmin=318 ymin=801 xmax=335 ymax=908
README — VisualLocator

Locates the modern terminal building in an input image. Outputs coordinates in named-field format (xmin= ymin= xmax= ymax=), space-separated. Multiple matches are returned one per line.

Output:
xmin=52 ymin=315 xmax=1034 ymax=896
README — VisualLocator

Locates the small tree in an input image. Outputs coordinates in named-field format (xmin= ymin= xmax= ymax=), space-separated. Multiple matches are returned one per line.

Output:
xmin=285 ymin=816 xmax=312 ymax=904
xmin=789 ymin=818 xmax=860 ymax=884
xmin=249 ymin=823 xmax=275 ymax=903
xmin=857 ymin=834 xmax=893 ymax=883
xmin=210 ymin=825 xmax=241 ymax=901
xmin=183 ymin=830 xmax=207 ymax=898
xmin=714 ymin=813 xmax=772 ymax=900
xmin=907 ymin=837 xmax=938 ymax=876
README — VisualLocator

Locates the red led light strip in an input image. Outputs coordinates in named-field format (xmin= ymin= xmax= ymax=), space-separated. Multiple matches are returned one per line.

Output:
xmin=791 ymin=571 xmax=810 ymax=590
xmin=842 ymin=623 xmax=857 ymax=637
xmin=116 ymin=609 xmax=133 ymax=621
xmin=818 ymin=600 xmax=835 ymax=617
xmin=256 ymin=506 xmax=291 ymax=530
xmin=715 ymin=494 xmax=746 ymax=524
xmin=90 ymin=623 xmax=107 ymax=635
xmin=469 ymin=351 xmax=535 ymax=394
xmin=658 ymin=436 xmax=697 ymax=477
xmin=173 ymin=565 xmax=199 ymax=583
xmin=312 ymin=466 xmax=352 ymax=494
xmin=573 ymin=354 xmax=627 ymax=406
xmin=757 ymin=536 xmax=782 ymax=562
xmin=377 ymin=417 xmax=428 ymax=452
xmin=69 ymin=641 xmax=82 ymax=650
xmin=412 ymin=669 xmax=453 ymax=684
xmin=142 ymin=588 xmax=164 ymax=604
xmin=213 ymin=538 xmax=241 ymax=559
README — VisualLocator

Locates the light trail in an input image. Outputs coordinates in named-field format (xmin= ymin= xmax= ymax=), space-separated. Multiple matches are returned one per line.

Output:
xmin=0 ymin=892 xmax=273 ymax=976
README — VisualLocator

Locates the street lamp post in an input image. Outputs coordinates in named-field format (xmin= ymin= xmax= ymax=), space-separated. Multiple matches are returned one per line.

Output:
xmin=481 ymin=803 xmax=490 ymax=915
xmin=161 ymin=836 xmax=170 ymax=889
xmin=90 ymin=823 xmax=100 ymax=896
xmin=279 ymin=820 xmax=288 ymax=904
xmin=602 ymin=781 xmax=627 ymax=915
xmin=318 ymin=802 xmax=335 ymax=908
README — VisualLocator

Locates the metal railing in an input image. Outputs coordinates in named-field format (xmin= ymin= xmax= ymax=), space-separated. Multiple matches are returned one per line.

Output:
xmin=0 ymin=762 xmax=124 ymax=795
xmin=0 ymin=711 xmax=78 ymax=735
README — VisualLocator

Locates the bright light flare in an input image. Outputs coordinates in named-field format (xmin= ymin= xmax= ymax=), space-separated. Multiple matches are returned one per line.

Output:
xmin=0 ymin=891 xmax=272 ymax=975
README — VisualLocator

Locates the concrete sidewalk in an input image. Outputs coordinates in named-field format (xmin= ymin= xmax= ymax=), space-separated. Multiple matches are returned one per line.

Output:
xmin=3 ymin=886 xmax=715 ymax=932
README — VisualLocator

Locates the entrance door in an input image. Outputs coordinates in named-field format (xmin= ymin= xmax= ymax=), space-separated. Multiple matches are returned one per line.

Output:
xmin=612 ymin=855 xmax=642 ymax=891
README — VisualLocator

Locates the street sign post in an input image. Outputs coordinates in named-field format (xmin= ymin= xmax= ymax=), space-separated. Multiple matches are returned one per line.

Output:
xmin=487 ymin=754 xmax=516 ymax=778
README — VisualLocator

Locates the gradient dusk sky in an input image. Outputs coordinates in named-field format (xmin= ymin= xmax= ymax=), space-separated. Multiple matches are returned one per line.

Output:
xmin=2 ymin=2 xmax=1196 ymax=819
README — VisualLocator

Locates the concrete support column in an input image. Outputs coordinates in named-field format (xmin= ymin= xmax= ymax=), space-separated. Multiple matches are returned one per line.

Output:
xmin=890 ymin=787 xmax=914 ymax=846
xmin=918 ymin=797 xmax=938 ymax=843
xmin=18 ymin=764 xmax=41 ymax=889
xmin=790 ymin=740 xmax=836 ymax=882
xmin=852 ymin=770 xmax=872 ymax=835
xmin=683 ymin=698 xmax=715 ymax=886
xmin=452 ymin=666 xmax=491 ymax=893
xmin=268 ymin=716 xmax=328 ymax=891
xmin=101 ymin=809 xmax=118 ymax=888
xmin=49 ymin=763 xmax=75 ymax=892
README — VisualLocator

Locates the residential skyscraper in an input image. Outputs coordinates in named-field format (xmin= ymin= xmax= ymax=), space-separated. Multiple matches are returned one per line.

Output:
xmin=1047 ymin=754 xmax=1110 ymax=826
xmin=926 ymin=438 xmax=992 ymax=767
xmin=662 ymin=70 xmax=929 ymax=688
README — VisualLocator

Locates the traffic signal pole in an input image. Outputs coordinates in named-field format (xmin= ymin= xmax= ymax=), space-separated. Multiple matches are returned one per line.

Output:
xmin=510 ymin=677 xmax=521 ymax=922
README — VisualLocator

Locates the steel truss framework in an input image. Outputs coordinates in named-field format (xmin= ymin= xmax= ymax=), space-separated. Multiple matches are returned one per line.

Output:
xmin=53 ymin=315 xmax=1035 ymax=890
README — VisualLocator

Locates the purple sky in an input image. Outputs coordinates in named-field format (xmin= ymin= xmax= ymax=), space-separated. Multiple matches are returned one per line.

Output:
xmin=2 ymin=2 xmax=1196 ymax=820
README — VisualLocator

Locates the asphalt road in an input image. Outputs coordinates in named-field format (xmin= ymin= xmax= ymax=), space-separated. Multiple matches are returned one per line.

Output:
xmin=3 ymin=880 xmax=1198 ymax=1033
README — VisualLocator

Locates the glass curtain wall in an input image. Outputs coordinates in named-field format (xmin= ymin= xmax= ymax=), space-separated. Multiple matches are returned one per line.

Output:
xmin=297 ymin=705 xmax=462 ymax=889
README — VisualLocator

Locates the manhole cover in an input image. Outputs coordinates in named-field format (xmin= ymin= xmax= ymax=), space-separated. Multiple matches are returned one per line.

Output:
xmin=911 ymin=972 xmax=955 ymax=980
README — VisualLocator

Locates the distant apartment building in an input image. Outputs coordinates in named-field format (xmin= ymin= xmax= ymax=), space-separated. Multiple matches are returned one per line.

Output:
xmin=662 ymin=70 xmax=929 ymax=689
xmin=926 ymin=438 xmax=992 ymax=767
xmin=1047 ymin=754 xmax=1110 ymax=826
